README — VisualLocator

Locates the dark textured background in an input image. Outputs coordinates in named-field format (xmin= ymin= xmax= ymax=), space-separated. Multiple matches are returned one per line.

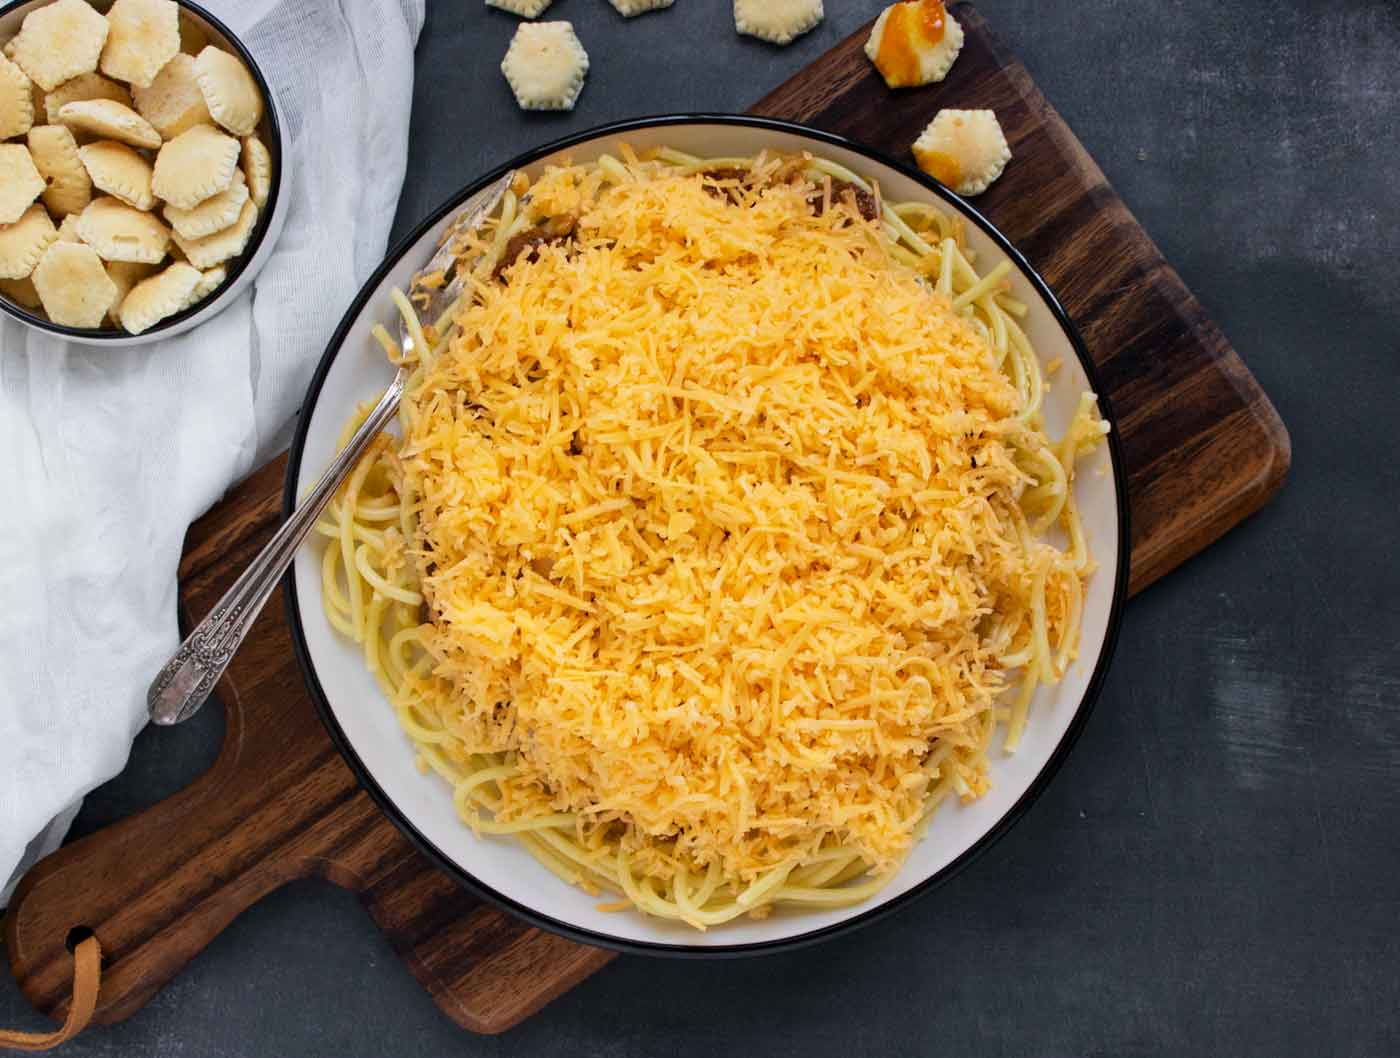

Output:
xmin=4 ymin=0 xmax=1399 ymax=1054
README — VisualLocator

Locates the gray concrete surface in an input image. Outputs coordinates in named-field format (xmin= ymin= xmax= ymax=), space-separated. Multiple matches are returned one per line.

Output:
xmin=3 ymin=0 xmax=1398 ymax=1054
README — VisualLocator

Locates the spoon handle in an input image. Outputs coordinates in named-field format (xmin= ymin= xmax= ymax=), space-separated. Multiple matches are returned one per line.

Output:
xmin=147 ymin=369 xmax=406 ymax=726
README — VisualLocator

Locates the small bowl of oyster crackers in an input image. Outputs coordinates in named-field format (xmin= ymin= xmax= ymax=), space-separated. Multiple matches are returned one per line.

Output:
xmin=0 ymin=0 xmax=286 ymax=344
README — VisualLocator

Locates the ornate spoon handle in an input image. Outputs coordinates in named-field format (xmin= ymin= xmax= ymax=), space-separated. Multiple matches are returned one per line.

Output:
xmin=148 ymin=171 xmax=514 ymax=727
xmin=147 ymin=368 xmax=406 ymax=725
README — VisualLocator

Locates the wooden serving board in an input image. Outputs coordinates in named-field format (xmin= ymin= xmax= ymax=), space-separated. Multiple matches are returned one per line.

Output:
xmin=4 ymin=3 xmax=1287 ymax=1038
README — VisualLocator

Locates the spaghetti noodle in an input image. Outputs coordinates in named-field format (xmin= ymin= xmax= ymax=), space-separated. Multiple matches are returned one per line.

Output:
xmin=315 ymin=147 xmax=1108 ymax=929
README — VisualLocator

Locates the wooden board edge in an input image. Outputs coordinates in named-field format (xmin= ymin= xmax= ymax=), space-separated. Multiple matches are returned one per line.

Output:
xmin=1129 ymin=397 xmax=1291 ymax=595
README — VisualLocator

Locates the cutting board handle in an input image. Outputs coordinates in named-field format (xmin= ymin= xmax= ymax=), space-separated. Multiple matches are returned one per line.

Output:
xmin=3 ymin=690 xmax=362 ymax=1027
xmin=4 ymin=676 xmax=612 ymax=1036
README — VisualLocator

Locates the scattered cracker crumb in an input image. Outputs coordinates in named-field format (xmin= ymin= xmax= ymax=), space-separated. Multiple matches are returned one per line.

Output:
xmin=609 ymin=0 xmax=675 ymax=15
xmin=501 ymin=21 xmax=589 ymax=111
xmin=911 ymin=109 xmax=1011 ymax=196
xmin=734 ymin=0 xmax=823 ymax=46
xmin=865 ymin=2 xmax=964 ymax=88
xmin=486 ymin=0 xmax=553 ymax=16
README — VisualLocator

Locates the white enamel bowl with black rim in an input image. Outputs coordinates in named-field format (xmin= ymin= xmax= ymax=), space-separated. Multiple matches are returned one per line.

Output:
xmin=285 ymin=116 xmax=1129 ymax=957
xmin=0 ymin=0 xmax=289 ymax=345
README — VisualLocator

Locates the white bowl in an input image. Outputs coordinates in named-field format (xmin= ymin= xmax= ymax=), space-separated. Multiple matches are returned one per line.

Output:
xmin=285 ymin=116 xmax=1129 ymax=956
xmin=0 ymin=0 xmax=290 ymax=345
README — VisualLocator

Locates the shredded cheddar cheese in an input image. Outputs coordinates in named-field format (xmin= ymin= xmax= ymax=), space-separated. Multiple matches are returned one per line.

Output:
xmin=390 ymin=163 xmax=1081 ymax=887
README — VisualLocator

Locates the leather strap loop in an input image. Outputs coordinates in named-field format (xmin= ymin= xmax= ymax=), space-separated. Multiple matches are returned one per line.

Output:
xmin=0 ymin=935 xmax=100 ymax=1052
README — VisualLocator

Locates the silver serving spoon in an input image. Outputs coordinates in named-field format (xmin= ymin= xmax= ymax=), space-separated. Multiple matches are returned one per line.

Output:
xmin=148 ymin=172 xmax=516 ymax=726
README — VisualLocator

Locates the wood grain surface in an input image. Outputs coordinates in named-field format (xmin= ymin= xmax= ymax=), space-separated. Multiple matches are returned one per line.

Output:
xmin=4 ymin=2 xmax=1288 ymax=1038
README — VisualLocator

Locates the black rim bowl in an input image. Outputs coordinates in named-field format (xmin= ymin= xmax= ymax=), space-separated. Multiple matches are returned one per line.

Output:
xmin=0 ymin=0 xmax=283 ymax=340
xmin=283 ymin=113 xmax=1132 ymax=959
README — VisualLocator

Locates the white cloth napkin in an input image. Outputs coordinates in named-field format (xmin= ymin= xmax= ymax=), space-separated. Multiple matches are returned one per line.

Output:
xmin=0 ymin=0 xmax=426 ymax=906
